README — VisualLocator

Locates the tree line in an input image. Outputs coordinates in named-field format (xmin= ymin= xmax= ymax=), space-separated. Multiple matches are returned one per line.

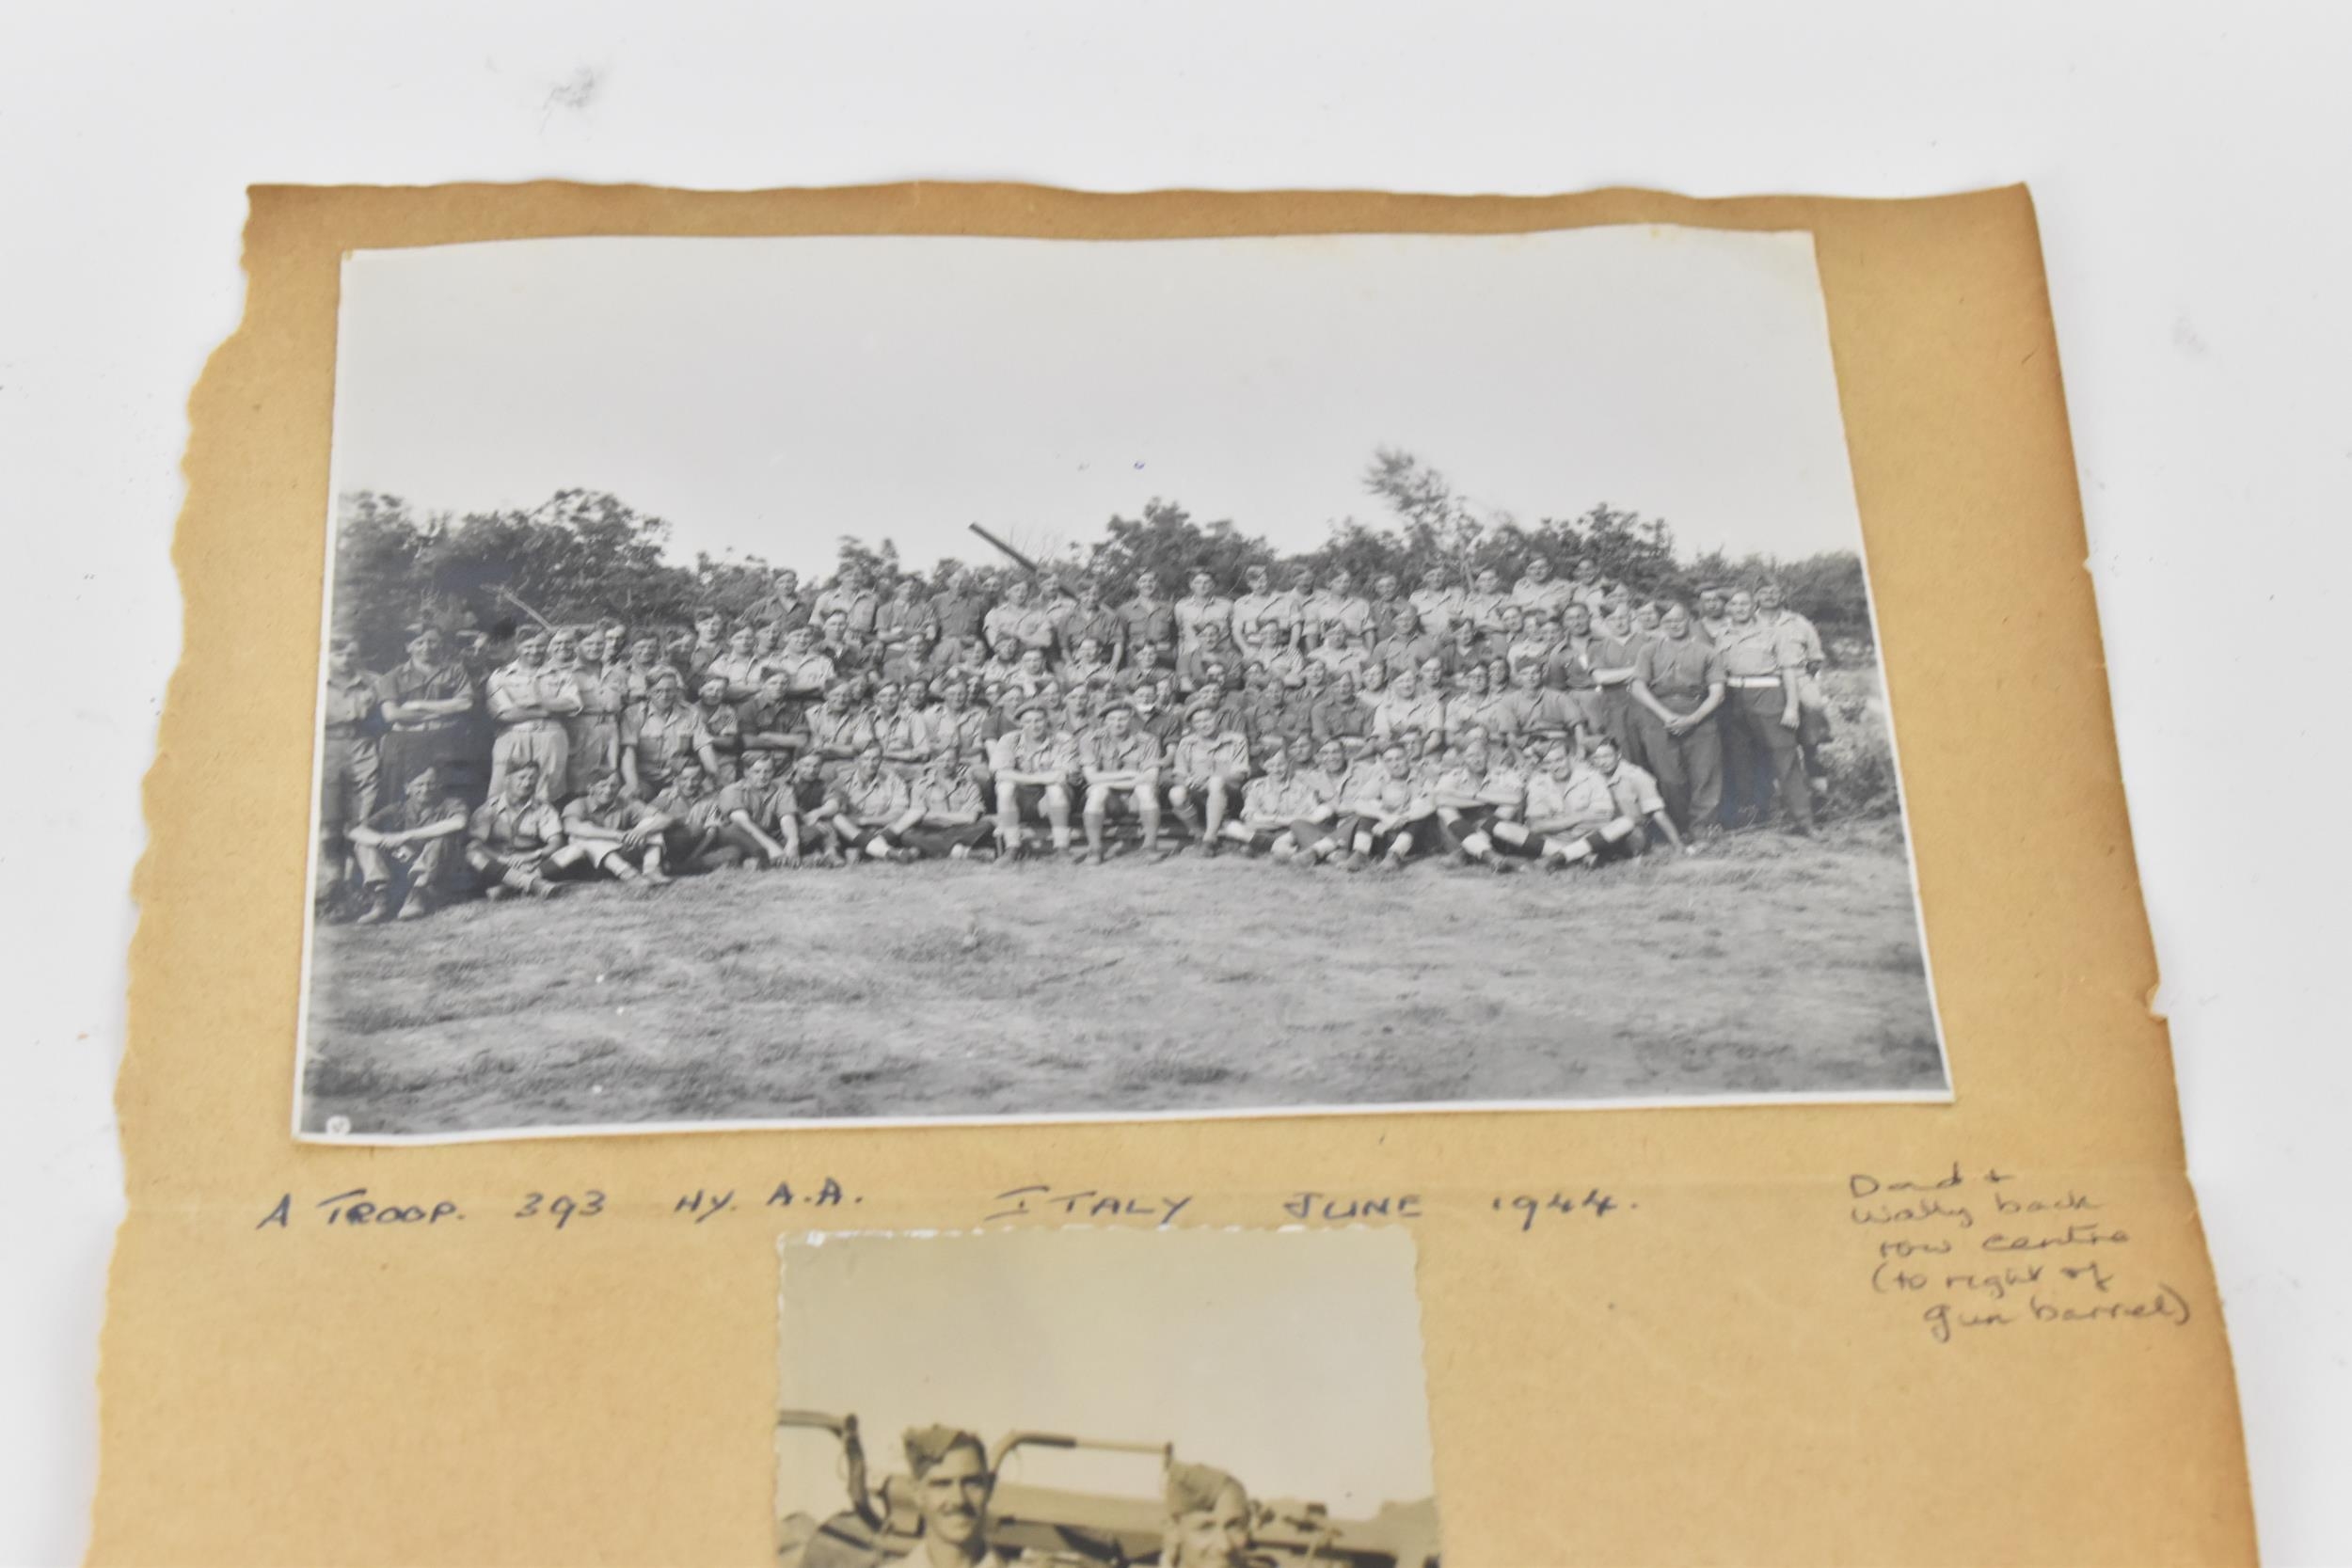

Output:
xmin=330 ymin=449 xmax=1876 ymax=667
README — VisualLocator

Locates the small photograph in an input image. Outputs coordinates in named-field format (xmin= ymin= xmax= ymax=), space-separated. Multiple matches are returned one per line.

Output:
xmin=295 ymin=226 xmax=1947 ymax=1140
xmin=774 ymin=1227 xmax=1439 ymax=1568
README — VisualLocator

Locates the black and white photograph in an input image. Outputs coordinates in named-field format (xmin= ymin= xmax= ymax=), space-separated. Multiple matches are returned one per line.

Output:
xmin=296 ymin=226 xmax=1947 ymax=1140
xmin=774 ymin=1227 xmax=1440 ymax=1568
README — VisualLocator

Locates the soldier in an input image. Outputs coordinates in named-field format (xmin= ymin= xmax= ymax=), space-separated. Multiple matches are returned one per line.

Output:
xmin=1756 ymin=579 xmax=1835 ymax=799
xmin=902 ymin=753 xmax=997 ymax=861
xmin=1463 ymin=564 xmax=1509 ymax=634
xmin=736 ymin=669 xmax=805 ymax=769
xmin=1586 ymin=600 xmax=1648 ymax=768
xmin=829 ymin=743 xmax=924 ymax=862
xmin=1303 ymin=566 xmax=1373 ymax=649
xmin=464 ymin=759 xmax=571 ymax=899
xmin=692 ymin=671 xmax=744 ymax=782
xmin=686 ymin=608 xmax=728 ymax=681
xmin=982 ymin=576 xmax=1056 ymax=659
xmin=620 ymin=669 xmax=717 ymax=800
xmin=560 ymin=768 xmax=677 ymax=882
xmin=1057 ymin=578 xmax=1125 ymax=669
xmin=771 ymin=568 xmax=814 ymax=634
xmin=1586 ymin=734 xmax=1692 ymax=856
xmin=564 ymin=628 xmax=630 ymax=799
xmin=815 ymin=610 xmax=874 ymax=691
xmin=649 ymin=756 xmax=728 ymax=869
xmin=1310 ymin=669 xmax=1373 ymax=755
xmin=1168 ymin=700 xmax=1252 ymax=856
xmin=805 ymin=681 xmax=879 ymax=779
xmin=1224 ymin=738 xmax=1320 ymax=861
xmin=1409 ymin=564 xmax=1466 ymax=641
xmin=773 ymin=753 xmax=847 ymax=867
xmin=1231 ymin=562 xmax=1288 ymax=648
xmin=377 ymin=625 xmax=480 ymax=802
xmin=1341 ymin=739 xmax=1436 ymax=873
xmin=1131 ymin=681 xmax=1185 ymax=751
xmin=1442 ymin=660 xmax=1509 ymax=747
xmin=1488 ymin=657 xmax=1583 ymax=754
xmin=1370 ymin=666 xmax=1444 ymax=744
xmin=704 ymin=625 xmax=767 ymax=700
xmin=1631 ymin=602 xmax=1728 ymax=832
xmin=344 ymin=763 xmax=470 ymax=923
xmin=1715 ymin=587 xmax=1816 ymax=834
xmin=1373 ymin=604 xmax=1440 ymax=683
xmin=891 ymin=1426 xmax=1012 ymax=1568
xmin=316 ymin=635 xmax=384 ymax=913
xmin=1077 ymin=700 xmax=1166 ymax=863
xmin=702 ymin=750 xmax=797 ymax=869
xmin=485 ymin=627 xmax=584 ymax=803
xmin=1433 ymin=736 xmax=1526 ymax=872
xmin=868 ymin=680 xmax=931 ymax=779
xmin=772 ymin=625 xmax=838 ymax=717
xmin=871 ymin=575 xmax=938 ymax=661
xmin=1696 ymin=584 xmax=1730 ymax=643
xmin=1512 ymin=553 xmax=1575 ymax=616
xmin=1119 ymin=569 xmax=1179 ymax=659
xmin=930 ymin=567 xmax=992 ymax=665
xmin=991 ymin=700 xmax=1078 ymax=861
xmin=1174 ymin=569 xmax=1234 ymax=657
xmin=1568 ymin=554 xmax=1610 ymax=617
xmin=814 ymin=564 xmax=881 ymax=640
xmin=1493 ymin=741 xmax=1642 ymax=869
xmin=1057 ymin=634 xmax=1115 ymax=694
xmin=921 ymin=673 xmax=994 ymax=792
xmin=1308 ymin=622 xmax=1375 ymax=685
xmin=1366 ymin=571 xmax=1409 ymax=644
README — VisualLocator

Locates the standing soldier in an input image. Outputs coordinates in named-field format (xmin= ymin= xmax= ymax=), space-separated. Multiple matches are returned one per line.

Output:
xmin=1168 ymin=701 xmax=1252 ymax=856
xmin=1714 ymin=587 xmax=1817 ymax=834
xmin=771 ymin=626 xmax=837 ymax=722
xmin=561 ymin=768 xmax=677 ymax=882
xmin=1756 ymin=579 xmax=1835 ymax=800
xmin=1174 ymin=569 xmax=1235 ymax=657
xmin=902 ymin=753 xmax=996 ymax=861
xmin=1408 ymin=564 xmax=1465 ymax=641
xmin=377 ymin=625 xmax=480 ymax=802
xmin=1630 ymin=602 xmax=1728 ymax=832
xmin=930 ymin=567 xmax=992 ymax=666
xmin=771 ymin=569 xmax=813 ymax=634
xmin=1696 ymin=584 xmax=1730 ymax=643
xmin=814 ymin=564 xmax=882 ymax=640
xmin=316 ymin=634 xmax=384 ymax=914
xmin=982 ymin=575 xmax=1057 ymax=660
xmin=1230 ymin=563 xmax=1287 ymax=648
xmin=464 ymin=759 xmax=572 ymax=898
xmin=1586 ymin=600 xmax=1648 ymax=768
xmin=1463 ymin=565 xmax=1509 ymax=634
xmin=692 ymin=671 xmax=743 ymax=782
xmin=564 ymin=628 xmax=628 ymax=798
xmin=619 ymin=669 xmax=719 ymax=800
xmin=991 ymin=700 xmax=1079 ymax=861
xmin=1512 ymin=554 xmax=1575 ymax=617
xmin=1366 ymin=571 xmax=1410 ymax=644
xmin=486 ymin=628 xmax=584 ymax=803
xmin=1547 ymin=602 xmax=1606 ymax=738
xmin=1077 ymin=700 xmax=1166 ymax=863
xmin=344 ymin=762 xmax=471 ymax=922
xmin=1119 ymin=569 xmax=1179 ymax=664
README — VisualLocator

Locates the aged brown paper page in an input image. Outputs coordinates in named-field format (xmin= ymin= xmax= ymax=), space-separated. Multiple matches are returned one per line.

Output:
xmin=98 ymin=182 xmax=2253 ymax=1565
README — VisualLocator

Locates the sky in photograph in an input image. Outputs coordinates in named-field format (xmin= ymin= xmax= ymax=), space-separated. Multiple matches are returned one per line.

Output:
xmin=773 ymin=1227 xmax=1435 ymax=1523
xmin=329 ymin=226 xmax=1867 ymax=576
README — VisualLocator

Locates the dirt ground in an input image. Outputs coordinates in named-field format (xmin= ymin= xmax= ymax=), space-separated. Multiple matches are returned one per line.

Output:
xmin=298 ymin=820 xmax=1946 ymax=1137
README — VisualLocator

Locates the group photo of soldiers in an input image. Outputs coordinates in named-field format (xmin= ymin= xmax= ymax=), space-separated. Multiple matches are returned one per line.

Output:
xmin=314 ymin=535 xmax=1860 ymax=927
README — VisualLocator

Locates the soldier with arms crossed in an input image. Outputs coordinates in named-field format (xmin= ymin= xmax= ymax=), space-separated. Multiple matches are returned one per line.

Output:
xmin=560 ymin=768 xmax=677 ymax=882
xmin=344 ymin=763 xmax=470 ymax=922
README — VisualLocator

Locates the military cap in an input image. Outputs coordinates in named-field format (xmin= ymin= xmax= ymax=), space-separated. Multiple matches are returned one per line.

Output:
xmin=1165 ymin=1461 xmax=1244 ymax=1517
xmin=903 ymin=1424 xmax=986 ymax=1477
xmin=1013 ymin=698 xmax=1048 ymax=720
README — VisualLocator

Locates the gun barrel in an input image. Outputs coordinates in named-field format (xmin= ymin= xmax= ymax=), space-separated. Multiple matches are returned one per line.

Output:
xmin=966 ymin=522 xmax=1043 ymax=577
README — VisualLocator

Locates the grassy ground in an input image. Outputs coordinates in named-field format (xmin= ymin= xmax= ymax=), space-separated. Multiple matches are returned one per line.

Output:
xmin=299 ymin=819 xmax=1945 ymax=1137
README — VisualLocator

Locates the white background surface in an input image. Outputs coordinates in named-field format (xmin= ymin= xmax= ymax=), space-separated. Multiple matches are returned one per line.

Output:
xmin=2 ymin=5 xmax=2345 ymax=1563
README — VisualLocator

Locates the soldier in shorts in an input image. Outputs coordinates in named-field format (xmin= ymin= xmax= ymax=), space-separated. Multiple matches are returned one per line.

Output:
xmin=829 ymin=743 xmax=924 ymax=863
xmin=1432 ymin=736 xmax=1527 ymax=873
xmin=706 ymin=750 xmax=797 ymax=869
xmin=1077 ymin=700 xmax=1166 ymax=863
xmin=1224 ymin=739 xmax=1320 ymax=862
xmin=990 ymin=700 xmax=1078 ymax=861
xmin=1167 ymin=701 xmax=1252 ymax=856
xmin=464 ymin=760 xmax=572 ymax=898
xmin=344 ymin=763 xmax=470 ymax=923
xmin=773 ymin=752 xmax=847 ymax=867
xmin=1341 ymin=740 xmax=1437 ymax=873
xmin=902 ymin=753 xmax=996 ymax=861
xmin=1493 ymin=741 xmax=1642 ymax=870
xmin=560 ymin=768 xmax=677 ymax=882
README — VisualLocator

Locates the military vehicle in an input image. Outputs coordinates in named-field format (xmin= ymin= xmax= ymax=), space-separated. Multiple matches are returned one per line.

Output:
xmin=776 ymin=1408 xmax=1439 ymax=1567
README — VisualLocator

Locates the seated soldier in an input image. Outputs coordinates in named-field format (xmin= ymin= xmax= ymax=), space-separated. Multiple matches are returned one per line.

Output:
xmin=464 ymin=760 xmax=573 ymax=899
xmin=648 ymin=754 xmax=725 ymax=867
xmin=920 ymin=674 xmax=993 ymax=793
xmin=1432 ymin=736 xmax=1529 ymax=873
xmin=902 ymin=753 xmax=996 ymax=861
xmin=829 ymin=742 xmax=925 ymax=863
xmin=1131 ymin=680 xmax=1184 ymax=751
xmin=1585 ymin=733 xmax=1692 ymax=856
xmin=773 ymin=753 xmax=847 ymax=868
xmin=1441 ymin=661 xmax=1508 ymax=748
xmin=560 ymin=768 xmax=676 ymax=883
xmin=868 ymin=680 xmax=931 ymax=779
xmin=803 ymin=680 xmax=878 ymax=780
xmin=1492 ymin=657 xmax=1586 ymax=753
xmin=1167 ymin=700 xmax=1252 ymax=857
xmin=1286 ymin=737 xmax=1359 ymax=865
xmin=1310 ymin=669 xmax=1373 ymax=756
xmin=705 ymin=750 xmax=796 ymax=870
xmin=1057 ymin=634 xmax=1115 ymax=693
xmin=1077 ymin=699 xmax=1165 ymax=864
xmin=1370 ymin=666 xmax=1445 ymax=744
xmin=1223 ymin=738 xmax=1327 ymax=863
xmin=1340 ymin=739 xmax=1437 ymax=874
xmin=1163 ymin=1462 xmax=1255 ymax=1568
xmin=1493 ymin=740 xmax=1644 ymax=870
xmin=735 ymin=669 xmax=806 ymax=771
xmin=344 ymin=763 xmax=470 ymax=923
xmin=989 ymin=699 xmax=1079 ymax=862
xmin=620 ymin=669 xmax=718 ymax=800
